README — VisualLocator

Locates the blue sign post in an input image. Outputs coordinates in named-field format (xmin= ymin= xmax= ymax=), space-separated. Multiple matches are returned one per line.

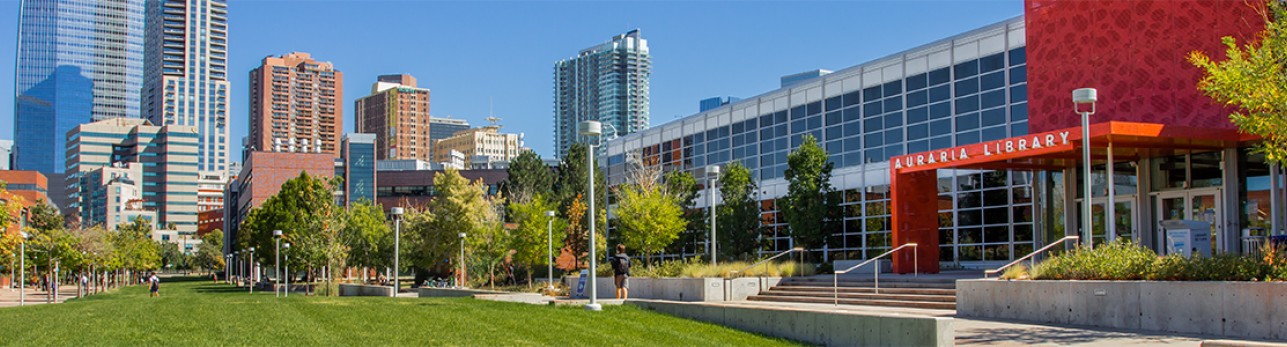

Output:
xmin=575 ymin=270 xmax=589 ymax=298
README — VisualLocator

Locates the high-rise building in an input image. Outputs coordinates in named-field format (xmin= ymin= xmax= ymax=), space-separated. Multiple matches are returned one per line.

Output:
xmin=553 ymin=29 xmax=651 ymax=158
xmin=428 ymin=117 xmax=470 ymax=146
xmin=0 ymin=140 xmax=13 ymax=170
xmin=77 ymin=162 xmax=158 ymax=231
xmin=355 ymin=74 xmax=432 ymax=161
xmin=433 ymin=124 xmax=525 ymax=169
xmin=341 ymin=133 xmax=377 ymax=206
xmin=699 ymin=96 xmax=741 ymax=112
xmin=66 ymin=117 xmax=199 ymax=237
xmin=13 ymin=0 xmax=146 ymax=187
xmin=248 ymin=52 xmax=343 ymax=155
xmin=142 ymin=0 xmax=230 ymax=187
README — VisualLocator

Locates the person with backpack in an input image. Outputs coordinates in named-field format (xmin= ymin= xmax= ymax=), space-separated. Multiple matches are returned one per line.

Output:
xmin=611 ymin=244 xmax=630 ymax=300
xmin=148 ymin=272 xmax=160 ymax=297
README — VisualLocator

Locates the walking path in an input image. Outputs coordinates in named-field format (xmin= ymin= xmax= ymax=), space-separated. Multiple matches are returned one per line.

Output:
xmin=0 ymin=287 xmax=78 ymax=308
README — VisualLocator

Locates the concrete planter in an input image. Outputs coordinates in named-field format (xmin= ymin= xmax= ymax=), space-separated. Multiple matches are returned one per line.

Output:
xmin=957 ymin=279 xmax=1287 ymax=341
xmin=632 ymin=300 xmax=953 ymax=346
xmin=417 ymin=287 xmax=506 ymax=298
xmin=561 ymin=276 xmax=781 ymax=302
xmin=338 ymin=283 xmax=394 ymax=297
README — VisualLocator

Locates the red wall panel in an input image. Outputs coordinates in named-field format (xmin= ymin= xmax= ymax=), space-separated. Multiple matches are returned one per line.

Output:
xmin=1026 ymin=0 xmax=1264 ymax=133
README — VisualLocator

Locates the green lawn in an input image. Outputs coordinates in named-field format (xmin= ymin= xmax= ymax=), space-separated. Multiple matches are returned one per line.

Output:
xmin=0 ymin=276 xmax=799 ymax=346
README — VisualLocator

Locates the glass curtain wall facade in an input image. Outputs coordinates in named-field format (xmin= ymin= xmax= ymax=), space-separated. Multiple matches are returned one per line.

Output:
xmin=14 ymin=0 xmax=145 ymax=178
xmin=604 ymin=17 xmax=1031 ymax=265
xmin=553 ymin=29 xmax=650 ymax=158
xmin=142 ymin=0 xmax=229 ymax=178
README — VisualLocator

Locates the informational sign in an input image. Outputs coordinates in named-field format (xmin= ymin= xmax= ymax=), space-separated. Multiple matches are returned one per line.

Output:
xmin=574 ymin=270 xmax=588 ymax=298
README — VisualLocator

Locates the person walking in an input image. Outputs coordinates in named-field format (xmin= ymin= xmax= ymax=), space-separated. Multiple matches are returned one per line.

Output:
xmin=611 ymin=244 xmax=631 ymax=300
xmin=148 ymin=272 xmax=160 ymax=298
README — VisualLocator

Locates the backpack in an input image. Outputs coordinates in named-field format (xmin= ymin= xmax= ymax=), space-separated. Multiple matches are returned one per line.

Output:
xmin=612 ymin=255 xmax=630 ymax=274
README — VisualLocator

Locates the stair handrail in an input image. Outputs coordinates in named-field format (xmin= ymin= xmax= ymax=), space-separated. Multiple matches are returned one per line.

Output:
xmin=725 ymin=246 xmax=805 ymax=301
xmin=833 ymin=243 xmax=917 ymax=306
xmin=983 ymin=235 xmax=1078 ymax=278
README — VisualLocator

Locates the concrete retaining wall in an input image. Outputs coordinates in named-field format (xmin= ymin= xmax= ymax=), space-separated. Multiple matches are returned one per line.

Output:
xmin=417 ymin=287 xmax=506 ymax=298
xmin=338 ymin=283 xmax=394 ymax=297
xmin=631 ymin=300 xmax=953 ymax=346
xmin=561 ymin=277 xmax=781 ymax=302
xmin=957 ymin=280 xmax=1287 ymax=341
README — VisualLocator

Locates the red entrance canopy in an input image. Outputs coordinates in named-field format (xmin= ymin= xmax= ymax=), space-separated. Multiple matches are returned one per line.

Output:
xmin=888 ymin=121 xmax=1245 ymax=274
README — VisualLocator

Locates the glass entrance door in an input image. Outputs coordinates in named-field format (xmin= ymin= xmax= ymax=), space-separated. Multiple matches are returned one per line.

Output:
xmin=1154 ymin=189 xmax=1223 ymax=254
xmin=1089 ymin=197 xmax=1136 ymax=244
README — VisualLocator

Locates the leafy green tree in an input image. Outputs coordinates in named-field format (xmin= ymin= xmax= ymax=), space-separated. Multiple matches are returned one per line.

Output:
xmin=113 ymin=217 xmax=161 ymax=275
xmin=614 ymin=166 xmax=687 ymax=264
xmin=503 ymin=150 xmax=554 ymax=205
xmin=1190 ymin=0 xmax=1287 ymax=165
xmin=782 ymin=134 xmax=837 ymax=251
xmin=663 ymin=170 xmax=705 ymax=257
xmin=343 ymin=200 xmax=391 ymax=280
xmin=0 ymin=184 xmax=28 ymax=270
xmin=159 ymin=241 xmax=188 ymax=270
xmin=239 ymin=172 xmax=346 ymax=295
xmin=194 ymin=229 xmax=225 ymax=273
xmin=717 ymin=162 xmax=762 ymax=260
xmin=506 ymin=194 xmax=565 ymax=286
xmin=407 ymin=169 xmax=507 ymax=286
xmin=554 ymin=143 xmax=605 ymax=213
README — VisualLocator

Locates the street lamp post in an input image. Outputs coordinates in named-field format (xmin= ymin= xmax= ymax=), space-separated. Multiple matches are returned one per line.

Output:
xmin=225 ymin=254 xmax=231 ymax=285
xmin=1073 ymin=88 xmax=1098 ymax=249
xmin=579 ymin=120 xmax=603 ymax=311
xmin=458 ymin=232 xmax=466 ymax=288
xmin=19 ymin=231 xmax=28 ymax=306
xmin=283 ymin=243 xmax=291 ymax=298
xmin=706 ymin=165 xmax=721 ymax=266
xmin=248 ymin=247 xmax=256 ymax=294
xmin=545 ymin=210 xmax=556 ymax=292
xmin=390 ymin=207 xmax=404 ymax=297
xmin=274 ymin=230 xmax=282 ymax=298
xmin=233 ymin=251 xmax=240 ymax=286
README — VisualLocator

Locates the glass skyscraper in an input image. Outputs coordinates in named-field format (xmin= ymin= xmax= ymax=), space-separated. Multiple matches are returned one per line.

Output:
xmin=142 ymin=0 xmax=229 ymax=178
xmin=553 ymin=29 xmax=650 ymax=158
xmin=14 ymin=0 xmax=145 ymax=179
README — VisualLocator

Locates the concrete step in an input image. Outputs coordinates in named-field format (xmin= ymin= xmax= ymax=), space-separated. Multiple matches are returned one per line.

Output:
xmin=747 ymin=294 xmax=958 ymax=310
xmin=779 ymin=280 xmax=957 ymax=290
xmin=767 ymin=285 xmax=957 ymax=296
xmin=759 ymin=289 xmax=956 ymax=303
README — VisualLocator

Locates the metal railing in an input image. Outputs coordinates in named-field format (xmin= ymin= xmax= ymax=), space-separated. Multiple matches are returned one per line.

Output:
xmin=833 ymin=243 xmax=917 ymax=306
xmin=984 ymin=235 xmax=1079 ymax=278
xmin=725 ymin=247 xmax=805 ymax=301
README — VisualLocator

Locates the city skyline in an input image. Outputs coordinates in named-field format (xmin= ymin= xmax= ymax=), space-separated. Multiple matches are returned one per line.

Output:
xmin=0 ymin=1 xmax=1025 ymax=161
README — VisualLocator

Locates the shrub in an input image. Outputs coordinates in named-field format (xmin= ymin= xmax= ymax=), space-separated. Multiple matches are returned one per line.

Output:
xmin=999 ymin=263 xmax=1029 ymax=280
xmin=1032 ymin=240 xmax=1156 ymax=280
xmin=1029 ymin=238 xmax=1287 ymax=282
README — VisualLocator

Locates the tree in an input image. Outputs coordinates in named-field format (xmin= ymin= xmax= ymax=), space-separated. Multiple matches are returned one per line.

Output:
xmin=343 ymin=200 xmax=391 ymax=281
xmin=159 ymin=241 xmax=187 ymax=270
xmin=194 ymin=229 xmax=225 ymax=273
xmin=503 ymin=150 xmax=554 ymax=205
xmin=112 ymin=217 xmax=161 ymax=276
xmin=663 ymin=170 xmax=704 ymax=258
xmin=555 ymin=194 xmax=605 ymax=271
xmin=506 ymin=194 xmax=566 ymax=287
xmin=406 ymin=168 xmax=507 ymax=287
xmin=0 ymin=185 xmax=28 ymax=271
xmin=717 ymin=162 xmax=762 ymax=260
xmin=782 ymin=134 xmax=838 ymax=251
xmin=1190 ymin=0 xmax=1286 ymax=165
xmin=554 ymin=143 xmax=604 ymax=212
xmin=614 ymin=165 xmax=686 ymax=264
xmin=239 ymin=172 xmax=346 ymax=295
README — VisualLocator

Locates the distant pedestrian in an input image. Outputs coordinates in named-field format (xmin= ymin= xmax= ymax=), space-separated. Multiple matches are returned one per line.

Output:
xmin=148 ymin=272 xmax=160 ymax=297
xmin=80 ymin=274 xmax=89 ymax=295
xmin=612 ymin=244 xmax=630 ymax=300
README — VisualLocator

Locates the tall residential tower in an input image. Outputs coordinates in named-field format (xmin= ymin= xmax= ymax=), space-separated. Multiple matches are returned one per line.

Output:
xmin=248 ymin=52 xmax=343 ymax=155
xmin=14 ymin=0 xmax=146 ymax=196
xmin=355 ymin=74 xmax=434 ymax=162
xmin=142 ymin=0 xmax=229 ymax=212
xmin=553 ymin=29 xmax=650 ymax=158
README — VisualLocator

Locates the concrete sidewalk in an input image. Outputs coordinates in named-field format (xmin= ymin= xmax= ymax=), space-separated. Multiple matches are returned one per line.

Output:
xmin=0 ymin=288 xmax=77 ymax=307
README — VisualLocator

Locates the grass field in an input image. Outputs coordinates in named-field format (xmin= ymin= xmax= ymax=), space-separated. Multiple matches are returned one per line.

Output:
xmin=0 ymin=276 xmax=798 ymax=346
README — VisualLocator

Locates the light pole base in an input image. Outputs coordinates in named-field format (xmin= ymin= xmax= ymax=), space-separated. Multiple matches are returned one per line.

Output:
xmin=584 ymin=303 xmax=602 ymax=311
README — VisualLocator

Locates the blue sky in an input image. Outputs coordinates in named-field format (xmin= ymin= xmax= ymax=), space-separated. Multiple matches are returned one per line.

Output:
xmin=0 ymin=0 xmax=1023 ymax=161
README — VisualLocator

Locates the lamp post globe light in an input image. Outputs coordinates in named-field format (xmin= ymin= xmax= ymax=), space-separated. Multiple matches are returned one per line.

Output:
xmin=1072 ymin=88 xmax=1098 ymax=249
xmin=458 ymin=232 xmax=467 ymax=288
xmin=706 ymin=165 xmax=721 ymax=266
xmin=283 ymin=243 xmax=291 ymax=297
xmin=390 ymin=207 xmax=404 ymax=297
xmin=274 ymin=230 xmax=282 ymax=298
xmin=545 ymin=210 xmax=556 ymax=291
xmin=19 ymin=231 xmax=28 ymax=307
xmin=248 ymin=247 xmax=256 ymax=294
xmin=578 ymin=120 xmax=603 ymax=311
